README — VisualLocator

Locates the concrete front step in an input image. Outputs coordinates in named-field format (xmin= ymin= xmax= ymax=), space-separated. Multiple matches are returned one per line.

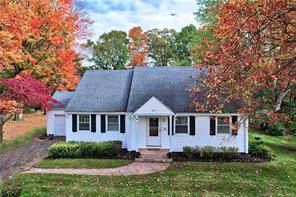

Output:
xmin=135 ymin=157 xmax=172 ymax=163
xmin=139 ymin=148 xmax=169 ymax=152
xmin=138 ymin=148 xmax=171 ymax=163
xmin=140 ymin=155 xmax=169 ymax=160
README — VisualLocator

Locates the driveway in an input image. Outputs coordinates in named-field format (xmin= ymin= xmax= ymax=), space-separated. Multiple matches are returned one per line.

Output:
xmin=0 ymin=137 xmax=63 ymax=181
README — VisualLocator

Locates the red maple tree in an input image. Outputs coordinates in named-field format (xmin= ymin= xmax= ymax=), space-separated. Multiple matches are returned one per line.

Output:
xmin=0 ymin=73 xmax=59 ymax=142
xmin=191 ymin=0 xmax=295 ymax=121
xmin=0 ymin=0 xmax=91 ymax=142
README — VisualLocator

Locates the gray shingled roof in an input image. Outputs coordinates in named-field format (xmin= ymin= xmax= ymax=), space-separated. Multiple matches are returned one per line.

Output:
xmin=127 ymin=67 xmax=198 ymax=112
xmin=65 ymin=70 xmax=133 ymax=112
xmin=53 ymin=67 xmax=238 ymax=113
xmin=51 ymin=91 xmax=74 ymax=109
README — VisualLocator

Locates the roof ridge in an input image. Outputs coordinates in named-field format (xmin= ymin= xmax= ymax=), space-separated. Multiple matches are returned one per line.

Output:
xmin=124 ymin=70 xmax=134 ymax=112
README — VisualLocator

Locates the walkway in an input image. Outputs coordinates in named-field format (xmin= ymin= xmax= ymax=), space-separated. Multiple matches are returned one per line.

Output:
xmin=23 ymin=162 xmax=170 ymax=176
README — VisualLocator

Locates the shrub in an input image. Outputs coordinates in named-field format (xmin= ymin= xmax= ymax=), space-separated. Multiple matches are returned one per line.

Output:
xmin=183 ymin=146 xmax=192 ymax=155
xmin=249 ymin=141 xmax=272 ymax=159
xmin=48 ymin=141 xmax=123 ymax=159
xmin=267 ymin=122 xmax=285 ymax=136
xmin=181 ymin=146 xmax=239 ymax=161
xmin=200 ymin=146 xmax=216 ymax=157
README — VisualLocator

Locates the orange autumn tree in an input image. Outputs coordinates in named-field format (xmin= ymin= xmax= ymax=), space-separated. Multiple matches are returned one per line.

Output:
xmin=0 ymin=0 xmax=90 ymax=90
xmin=191 ymin=0 xmax=295 ymax=122
xmin=128 ymin=27 xmax=148 ymax=68
xmin=0 ymin=0 xmax=90 ymax=142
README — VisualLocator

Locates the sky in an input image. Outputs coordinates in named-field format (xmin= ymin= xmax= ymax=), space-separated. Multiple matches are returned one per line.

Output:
xmin=82 ymin=0 xmax=198 ymax=40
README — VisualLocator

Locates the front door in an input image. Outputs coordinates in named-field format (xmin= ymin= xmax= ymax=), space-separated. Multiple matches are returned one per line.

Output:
xmin=147 ymin=117 xmax=161 ymax=147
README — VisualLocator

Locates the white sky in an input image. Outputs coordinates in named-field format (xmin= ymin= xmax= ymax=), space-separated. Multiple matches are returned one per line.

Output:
xmin=83 ymin=0 xmax=198 ymax=40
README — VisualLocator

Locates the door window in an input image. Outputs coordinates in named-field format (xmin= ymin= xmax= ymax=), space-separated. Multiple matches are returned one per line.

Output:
xmin=149 ymin=118 xmax=159 ymax=136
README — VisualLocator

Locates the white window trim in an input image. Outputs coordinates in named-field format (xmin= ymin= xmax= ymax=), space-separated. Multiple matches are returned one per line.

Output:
xmin=78 ymin=114 xmax=91 ymax=131
xmin=106 ymin=115 xmax=120 ymax=132
xmin=216 ymin=115 xmax=231 ymax=134
xmin=174 ymin=116 xmax=190 ymax=135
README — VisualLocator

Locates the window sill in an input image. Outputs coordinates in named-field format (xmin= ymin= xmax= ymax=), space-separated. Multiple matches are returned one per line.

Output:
xmin=216 ymin=133 xmax=232 ymax=135
xmin=174 ymin=133 xmax=190 ymax=136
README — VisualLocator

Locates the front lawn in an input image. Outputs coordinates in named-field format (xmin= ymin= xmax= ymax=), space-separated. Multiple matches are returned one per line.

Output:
xmin=2 ymin=131 xmax=295 ymax=196
xmin=34 ymin=159 xmax=132 ymax=169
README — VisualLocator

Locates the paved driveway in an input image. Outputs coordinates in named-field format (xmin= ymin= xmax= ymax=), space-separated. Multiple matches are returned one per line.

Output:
xmin=0 ymin=137 xmax=63 ymax=181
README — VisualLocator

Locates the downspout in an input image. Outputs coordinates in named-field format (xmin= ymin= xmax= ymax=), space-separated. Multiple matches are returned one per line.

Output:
xmin=169 ymin=115 xmax=173 ymax=152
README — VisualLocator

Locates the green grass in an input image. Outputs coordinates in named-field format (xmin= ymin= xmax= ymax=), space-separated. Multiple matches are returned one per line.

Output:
xmin=34 ymin=159 xmax=132 ymax=169
xmin=0 ymin=126 xmax=46 ymax=154
xmin=2 ymin=131 xmax=296 ymax=196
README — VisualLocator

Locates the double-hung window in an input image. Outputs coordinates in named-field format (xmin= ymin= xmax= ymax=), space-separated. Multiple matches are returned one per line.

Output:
xmin=107 ymin=115 xmax=119 ymax=132
xmin=217 ymin=116 xmax=231 ymax=134
xmin=175 ymin=117 xmax=189 ymax=134
xmin=79 ymin=115 xmax=90 ymax=131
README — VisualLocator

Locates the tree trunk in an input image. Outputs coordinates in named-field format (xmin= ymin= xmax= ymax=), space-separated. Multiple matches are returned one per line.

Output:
xmin=0 ymin=122 xmax=3 ymax=143
xmin=275 ymin=91 xmax=288 ymax=112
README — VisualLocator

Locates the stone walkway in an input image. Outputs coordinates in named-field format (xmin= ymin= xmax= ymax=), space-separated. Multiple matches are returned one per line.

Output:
xmin=23 ymin=162 xmax=170 ymax=176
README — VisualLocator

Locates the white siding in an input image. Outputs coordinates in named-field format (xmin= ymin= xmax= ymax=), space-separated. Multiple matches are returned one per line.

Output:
xmin=171 ymin=116 xmax=248 ymax=152
xmin=47 ymin=111 xmax=248 ymax=153
xmin=65 ymin=114 xmax=128 ymax=148
xmin=134 ymin=97 xmax=174 ymax=116
xmin=46 ymin=109 xmax=66 ymax=136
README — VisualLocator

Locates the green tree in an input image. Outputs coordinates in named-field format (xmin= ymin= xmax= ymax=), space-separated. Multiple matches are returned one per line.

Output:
xmin=172 ymin=25 xmax=197 ymax=66
xmin=195 ymin=0 xmax=225 ymax=24
xmin=85 ymin=30 xmax=130 ymax=70
xmin=146 ymin=28 xmax=176 ymax=66
xmin=192 ymin=0 xmax=223 ymax=63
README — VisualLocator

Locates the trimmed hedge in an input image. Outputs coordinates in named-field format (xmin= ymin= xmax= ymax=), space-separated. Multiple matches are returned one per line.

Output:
xmin=48 ymin=141 xmax=123 ymax=159
xmin=170 ymin=146 xmax=241 ymax=161
xmin=169 ymin=144 xmax=272 ymax=162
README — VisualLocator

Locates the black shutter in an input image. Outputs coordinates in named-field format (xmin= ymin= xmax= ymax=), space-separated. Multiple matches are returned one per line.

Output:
xmin=101 ymin=115 xmax=106 ymax=133
xmin=231 ymin=115 xmax=238 ymax=135
xmin=72 ymin=114 xmax=77 ymax=132
xmin=167 ymin=116 xmax=170 ymax=135
xmin=210 ymin=116 xmax=216 ymax=135
xmin=120 ymin=115 xmax=125 ymax=133
xmin=190 ymin=116 xmax=195 ymax=135
xmin=232 ymin=116 xmax=238 ymax=124
xmin=172 ymin=116 xmax=174 ymax=135
xmin=91 ymin=114 xmax=96 ymax=132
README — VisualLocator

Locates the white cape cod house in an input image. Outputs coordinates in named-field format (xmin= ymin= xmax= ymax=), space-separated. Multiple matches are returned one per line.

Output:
xmin=47 ymin=67 xmax=248 ymax=153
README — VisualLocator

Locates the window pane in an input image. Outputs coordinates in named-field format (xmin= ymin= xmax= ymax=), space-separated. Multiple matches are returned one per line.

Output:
xmin=108 ymin=124 xmax=119 ymax=131
xmin=149 ymin=118 xmax=159 ymax=136
xmin=108 ymin=116 xmax=119 ymax=131
xmin=79 ymin=115 xmax=90 ymax=130
xmin=218 ymin=117 xmax=229 ymax=124
xmin=79 ymin=115 xmax=89 ymax=123
xmin=217 ymin=125 xmax=230 ymax=134
xmin=108 ymin=116 xmax=118 ymax=123
xmin=79 ymin=123 xmax=90 ymax=130
xmin=176 ymin=117 xmax=187 ymax=125
xmin=176 ymin=125 xmax=188 ymax=134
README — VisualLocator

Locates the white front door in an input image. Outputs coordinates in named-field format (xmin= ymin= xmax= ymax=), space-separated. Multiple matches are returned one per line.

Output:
xmin=147 ymin=117 xmax=161 ymax=147
xmin=54 ymin=115 xmax=66 ymax=136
